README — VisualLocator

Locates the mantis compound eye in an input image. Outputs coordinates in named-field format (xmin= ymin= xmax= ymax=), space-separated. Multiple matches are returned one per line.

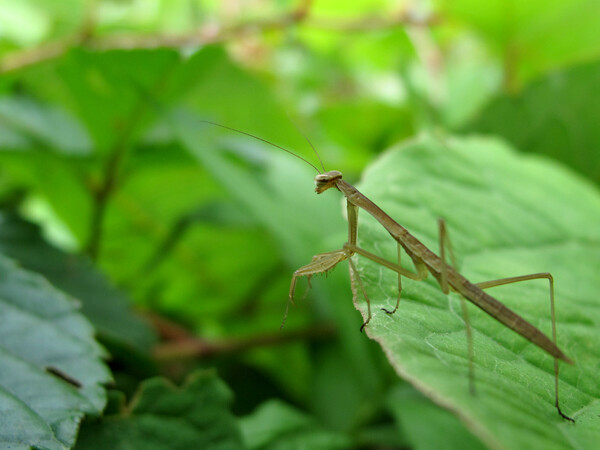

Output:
xmin=315 ymin=170 xmax=342 ymax=193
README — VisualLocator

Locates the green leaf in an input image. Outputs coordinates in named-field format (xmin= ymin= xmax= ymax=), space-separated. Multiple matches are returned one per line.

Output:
xmin=388 ymin=384 xmax=486 ymax=450
xmin=464 ymin=59 xmax=600 ymax=184
xmin=0 ymin=211 xmax=157 ymax=354
xmin=0 ymin=95 xmax=92 ymax=155
xmin=353 ymin=135 xmax=600 ymax=449
xmin=441 ymin=0 xmax=600 ymax=84
xmin=0 ymin=151 xmax=93 ymax=245
xmin=94 ymin=140 xmax=281 ymax=326
xmin=0 ymin=253 xmax=110 ymax=449
xmin=75 ymin=370 xmax=243 ymax=450
xmin=239 ymin=399 xmax=351 ymax=450
xmin=53 ymin=48 xmax=180 ymax=152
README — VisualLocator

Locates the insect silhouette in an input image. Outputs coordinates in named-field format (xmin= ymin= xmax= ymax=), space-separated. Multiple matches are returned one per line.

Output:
xmin=201 ymin=121 xmax=574 ymax=421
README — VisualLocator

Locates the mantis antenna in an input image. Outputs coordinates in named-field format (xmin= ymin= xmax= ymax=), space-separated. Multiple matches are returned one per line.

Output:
xmin=199 ymin=120 xmax=324 ymax=174
xmin=284 ymin=114 xmax=326 ymax=173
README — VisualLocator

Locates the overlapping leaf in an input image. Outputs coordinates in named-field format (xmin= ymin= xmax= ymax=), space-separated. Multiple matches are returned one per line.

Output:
xmin=0 ymin=254 xmax=110 ymax=449
xmin=0 ymin=212 xmax=156 ymax=354
xmin=75 ymin=371 xmax=243 ymax=450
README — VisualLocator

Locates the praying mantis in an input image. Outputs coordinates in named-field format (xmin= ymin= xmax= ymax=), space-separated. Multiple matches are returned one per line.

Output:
xmin=201 ymin=121 xmax=574 ymax=421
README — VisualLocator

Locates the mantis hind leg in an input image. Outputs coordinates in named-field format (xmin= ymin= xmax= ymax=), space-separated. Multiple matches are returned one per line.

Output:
xmin=438 ymin=218 xmax=476 ymax=395
xmin=475 ymin=273 xmax=574 ymax=422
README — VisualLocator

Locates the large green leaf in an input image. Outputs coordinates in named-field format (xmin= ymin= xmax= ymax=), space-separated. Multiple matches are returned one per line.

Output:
xmin=75 ymin=370 xmax=243 ymax=450
xmin=0 ymin=253 xmax=110 ymax=449
xmin=351 ymin=135 xmax=600 ymax=449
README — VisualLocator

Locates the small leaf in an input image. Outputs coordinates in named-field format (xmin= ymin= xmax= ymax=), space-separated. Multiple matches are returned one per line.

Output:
xmin=0 ymin=253 xmax=110 ymax=449
xmin=75 ymin=370 xmax=243 ymax=450
xmin=239 ymin=399 xmax=351 ymax=450
xmin=353 ymin=135 xmax=600 ymax=449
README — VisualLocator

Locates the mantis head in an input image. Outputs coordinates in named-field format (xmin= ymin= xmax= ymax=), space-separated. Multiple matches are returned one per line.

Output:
xmin=315 ymin=170 xmax=342 ymax=194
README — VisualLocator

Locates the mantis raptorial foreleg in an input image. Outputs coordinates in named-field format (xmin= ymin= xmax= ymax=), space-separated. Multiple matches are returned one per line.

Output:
xmin=282 ymin=249 xmax=348 ymax=329
xmin=286 ymin=200 xmax=428 ymax=331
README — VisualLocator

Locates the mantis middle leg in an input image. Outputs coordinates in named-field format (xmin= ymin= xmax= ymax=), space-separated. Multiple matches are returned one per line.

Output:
xmin=438 ymin=218 xmax=475 ymax=394
xmin=345 ymin=201 xmax=428 ymax=330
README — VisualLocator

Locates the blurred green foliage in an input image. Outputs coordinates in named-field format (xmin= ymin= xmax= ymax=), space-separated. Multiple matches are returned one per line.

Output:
xmin=1 ymin=1 xmax=599 ymax=449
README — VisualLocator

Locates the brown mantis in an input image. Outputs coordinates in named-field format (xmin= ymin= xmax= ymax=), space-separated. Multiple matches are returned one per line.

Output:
xmin=201 ymin=121 xmax=574 ymax=421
